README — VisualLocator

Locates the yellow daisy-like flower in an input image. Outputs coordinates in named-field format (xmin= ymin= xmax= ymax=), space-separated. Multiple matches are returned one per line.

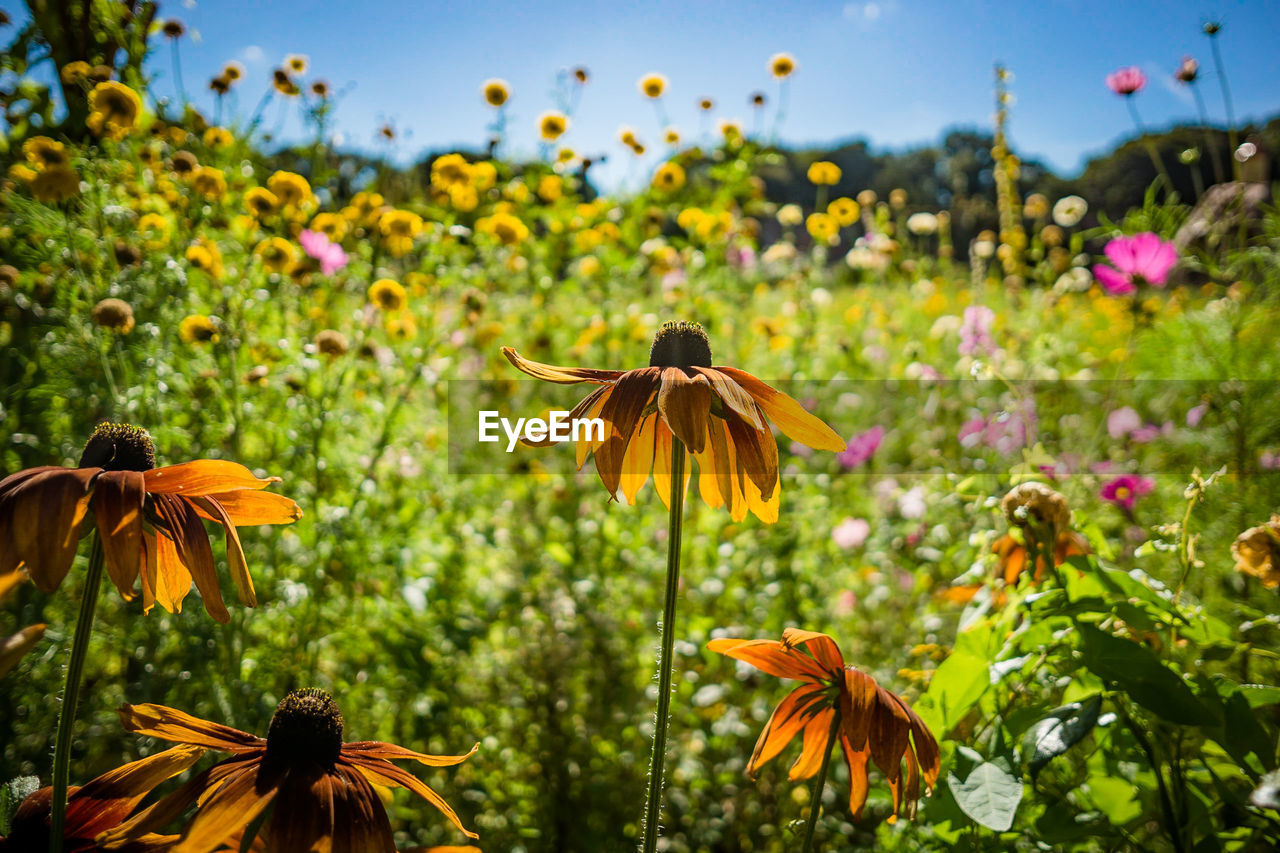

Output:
xmin=538 ymin=110 xmax=569 ymax=142
xmin=828 ymin=197 xmax=861 ymax=227
xmin=769 ymin=52 xmax=797 ymax=79
xmin=137 ymin=213 xmax=171 ymax=250
xmin=431 ymin=153 xmax=473 ymax=190
xmin=179 ymin=314 xmax=219 ymax=344
xmin=28 ymin=166 xmax=80 ymax=204
xmin=308 ymin=212 xmax=348 ymax=242
xmin=537 ymin=174 xmax=563 ymax=203
xmin=203 ymin=126 xmax=234 ymax=148
xmin=806 ymin=212 xmax=839 ymax=244
xmin=807 ymin=161 xmax=842 ymax=186
xmin=477 ymin=211 xmax=529 ymax=246
xmin=286 ymin=54 xmax=309 ymax=75
xmin=60 ymin=61 xmax=92 ymax=85
xmin=663 ymin=127 xmax=680 ymax=146
xmin=450 ymin=184 xmax=480 ymax=212
xmin=222 ymin=62 xmax=245 ymax=81
xmin=192 ymin=166 xmax=227 ymax=200
xmin=267 ymin=170 xmax=312 ymax=208
xmin=22 ymin=137 xmax=70 ymax=170
xmin=652 ymin=161 xmax=686 ymax=192
xmin=254 ymin=237 xmax=297 ymax=273
xmin=244 ymin=187 xmax=280 ymax=218
xmin=482 ymin=78 xmax=510 ymax=107
xmin=272 ymin=68 xmax=299 ymax=96
xmin=378 ymin=209 xmax=423 ymax=258
xmin=86 ymin=81 xmax=142 ymax=140
xmin=186 ymin=239 xmax=225 ymax=278
xmin=638 ymin=73 xmax=668 ymax=99
xmin=368 ymin=278 xmax=408 ymax=312
xmin=698 ymin=97 xmax=715 ymax=111
xmin=557 ymin=148 xmax=576 ymax=164
xmin=471 ymin=160 xmax=498 ymax=191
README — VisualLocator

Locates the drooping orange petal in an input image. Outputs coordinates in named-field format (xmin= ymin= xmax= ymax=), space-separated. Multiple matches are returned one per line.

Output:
xmin=94 ymin=470 xmax=145 ymax=600
xmin=66 ymin=743 xmax=206 ymax=837
xmin=342 ymin=740 xmax=480 ymax=768
xmin=343 ymin=755 xmax=478 ymax=840
xmin=707 ymin=418 xmax=738 ymax=519
xmin=328 ymin=762 xmax=396 ymax=852
xmin=652 ymin=420 xmax=690 ymax=509
xmin=575 ymin=386 xmax=613 ymax=470
xmin=3 ymin=466 xmax=99 ymax=593
xmin=657 ymin=368 xmax=712 ymax=453
xmin=262 ymin=765 xmax=334 ymax=853
xmin=706 ymin=638 xmax=829 ymax=681
xmin=745 ymin=474 xmax=780 ymax=524
xmin=618 ymin=413 xmax=657 ymax=505
xmin=724 ymin=412 xmax=779 ymax=500
xmin=788 ymin=706 xmax=838 ymax=781
xmin=152 ymin=530 xmax=195 ymax=615
xmin=196 ymin=490 xmax=302 ymax=526
xmin=842 ymin=668 xmax=880 ymax=752
xmin=902 ymin=698 xmax=941 ymax=789
xmin=0 ymin=623 xmax=45 ymax=678
xmin=593 ymin=368 xmax=659 ymax=497
xmin=693 ymin=433 xmax=724 ymax=511
xmin=169 ymin=762 xmax=277 ymax=853
xmin=714 ymin=367 xmax=845 ymax=451
xmin=153 ymin=495 xmax=227 ymax=623
xmin=97 ymin=758 xmax=262 ymax=849
xmin=501 ymin=347 xmax=625 ymax=384
xmin=780 ymin=628 xmax=845 ymax=673
xmin=144 ymin=460 xmax=280 ymax=496
xmin=746 ymin=684 xmax=828 ymax=776
xmin=117 ymin=703 xmax=264 ymax=752
xmin=189 ymin=496 xmax=256 ymax=608
xmin=692 ymin=367 xmax=764 ymax=430
xmin=867 ymin=685 xmax=912 ymax=784
xmin=839 ymin=733 xmax=872 ymax=819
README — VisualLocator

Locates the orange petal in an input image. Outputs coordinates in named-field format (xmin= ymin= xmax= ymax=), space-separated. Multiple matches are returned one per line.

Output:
xmin=652 ymin=420 xmax=690 ymax=509
xmin=593 ymin=368 xmax=659 ymax=497
xmin=714 ymin=367 xmax=845 ymax=451
xmin=788 ymin=706 xmax=837 ymax=780
xmin=67 ymin=744 xmax=206 ymax=837
xmin=0 ymin=623 xmax=45 ymax=679
xmin=328 ymin=763 xmax=396 ymax=851
xmin=692 ymin=367 xmax=764 ymax=430
xmin=2 ymin=466 xmax=98 ymax=593
xmin=746 ymin=684 xmax=828 ymax=776
xmin=745 ymin=474 xmax=780 ymax=524
xmin=618 ymin=413 xmax=657 ymax=505
xmin=94 ymin=470 xmax=145 ymax=600
xmin=842 ymin=668 xmax=880 ymax=751
xmin=343 ymin=740 xmax=479 ymax=767
xmin=867 ymin=685 xmax=912 ymax=784
xmin=154 ymin=495 xmax=227 ymax=623
xmin=144 ymin=460 xmax=280 ymax=496
xmin=170 ymin=763 xmax=277 ymax=853
xmin=839 ymin=734 xmax=872 ymax=819
xmin=657 ymin=368 xmax=711 ymax=453
xmin=575 ymin=386 xmax=612 ymax=470
xmin=501 ymin=347 xmax=624 ymax=384
xmin=707 ymin=418 xmax=738 ymax=519
xmin=117 ymin=703 xmax=264 ymax=752
xmin=96 ymin=759 xmax=258 ymax=849
xmin=190 ymin=496 xmax=256 ymax=608
xmin=343 ymin=755 xmax=478 ymax=839
xmin=197 ymin=490 xmax=302 ymax=526
xmin=780 ymin=628 xmax=845 ymax=673
xmin=262 ymin=765 xmax=335 ymax=853
xmin=724 ymin=413 xmax=778 ymax=500
xmin=693 ymin=435 xmax=724 ymax=511
xmin=706 ymin=638 xmax=828 ymax=681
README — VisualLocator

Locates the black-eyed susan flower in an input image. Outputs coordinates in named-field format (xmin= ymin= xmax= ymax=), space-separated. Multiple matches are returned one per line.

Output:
xmin=267 ymin=170 xmax=312 ymax=208
xmin=378 ymin=209 xmax=423 ymax=257
xmin=477 ymin=211 xmax=529 ymax=246
xmin=168 ymin=150 xmax=199 ymax=176
xmin=992 ymin=481 xmax=1088 ymax=586
xmin=208 ymin=75 xmax=230 ymax=95
xmin=769 ymin=52 xmax=797 ymax=78
xmin=0 ymin=743 xmax=204 ymax=851
xmin=431 ymin=153 xmax=473 ymax=190
xmin=638 ymin=73 xmax=667 ymax=99
xmin=179 ymin=314 xmax=218 ymax=344
xmin=222 ymin=62 xmax=244 ymax=82
xmin=502 ymin=321 xmax=844 ymax=523
xmin=652 ymin=161 xmax=686 ymax=192
xmin=244 ymin=187 xmax=279 ymax=218
xmin=22 ymin=136 xmax=70 ymax=170
xmin=315 ymin=329 xmax=350 ymax=357
xmin=191 ymin=166 xmax=226 ymax=199
xmin=272 ymin=68 xmax=299 ymax=96
xmin=161 ymin=18 xmax=185 ymax=38
xmin=308 ymin=212 xmax=347 ymax=242
xmin=1233 ymin=516 xmax=1280 ymax=588
xmin=86 ymin=82 xmax=142 ymax=140
xmin=708 ymin=628 xmax=940 ymax=821
xmin=202 ymin=126 xmax=233 ymax=148
xmin=186 ymin=239 xmax=225 ymax=278
xmin=91 ymin=298 xmax=135 ymax=334
xmin=368 ymin=278 xmax=407 ymax=312
xmin=538 ymin=110 xmax=569 ymax=142
xmin=97 ymin=689 xmax=479 ymax=849
xmin=0 ymin=423 xmax=300 ymax=623
xmin=807 ymin=161 xmax=841 ymax=186
xmin=285 ymin=53 xmax=309 ymax=75
xmin=482 ymin=78 xmax=510 ymax=107
xmin=253 ymin=237 xmax=296 ymax=273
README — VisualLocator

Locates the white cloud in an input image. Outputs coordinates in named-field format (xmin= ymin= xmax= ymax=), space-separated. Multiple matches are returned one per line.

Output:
xmin=239 ymin=45 xmax=265 ymax=65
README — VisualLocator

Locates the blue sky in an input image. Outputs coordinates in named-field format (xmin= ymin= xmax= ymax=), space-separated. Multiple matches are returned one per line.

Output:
xmin=4 ymin=0 xmax=1278 ymax=190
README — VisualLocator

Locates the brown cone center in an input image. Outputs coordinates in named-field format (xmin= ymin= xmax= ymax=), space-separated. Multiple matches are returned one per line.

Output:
xmin=266 ymin=688 xmax=344 ymax=767
xmin=79 ymin=422 xmax=156 ymax=471
xmin=649 ymin=321 xmax=712 ymax=369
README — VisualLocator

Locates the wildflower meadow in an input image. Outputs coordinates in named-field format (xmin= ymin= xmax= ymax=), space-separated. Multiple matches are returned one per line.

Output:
xmin=1 ymin=2 xmax=1280 ymax=851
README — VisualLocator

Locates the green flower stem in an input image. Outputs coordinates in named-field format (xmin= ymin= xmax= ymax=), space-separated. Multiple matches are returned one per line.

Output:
xmin=49 ymin=534 xmax=105 ymax=853
xmin=641 ymin=436 xmax=686 ymax=853
xmin=800 ymin=709 xmax=843 ymax=853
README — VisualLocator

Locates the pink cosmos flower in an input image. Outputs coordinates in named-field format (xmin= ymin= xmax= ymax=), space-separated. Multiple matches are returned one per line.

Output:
xmin=839 ymin=426 xmax=885 ymax=469
xmin=832 ymin=517 xmax=871 ymax=550
xmin=1107 ymin=406 xmax=1142 ymax=439
xmin=1092 ymin=232 xmax=1177 ymax=295
xmin=1186 ymin=402 xmax=1209 ymax=427
xmin=1106 ymin=66 xmax=1147 ymax=96
xmin=299 ymin=229 xmax=349 ymax=276
xmin=959 ymin=306 xmax=997 ymax=357
xmin=1100 ymin=474 xmax=1154 ymax=511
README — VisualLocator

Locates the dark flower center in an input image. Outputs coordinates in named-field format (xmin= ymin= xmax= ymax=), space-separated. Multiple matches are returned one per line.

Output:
xmin=79 ymin=422 xmax=156 ymax=471
xmin=649 ymin=321 xmax=712 ymax=369
xmin=266 ymin=688 xmax=344 ymax=767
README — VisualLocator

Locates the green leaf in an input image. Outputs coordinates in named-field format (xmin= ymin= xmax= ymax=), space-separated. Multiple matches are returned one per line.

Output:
xmin=1086 ymin=773 xmax=1143 ymax=825
xmin=917 ymin=649 xmax=989 ymax=735
xmin=948 ymin=756 xmax=1024 ymax=831
xmin=1077 ymin=624 xmax=1216 ymax=726
xmin=1023 ymin=695 xmax=1103 ymax=779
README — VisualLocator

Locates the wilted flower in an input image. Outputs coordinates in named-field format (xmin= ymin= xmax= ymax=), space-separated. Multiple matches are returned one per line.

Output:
xmin=1232 ymin=516 xmax=1280 ymax=587
xmin=91 ymin=298 xmax=135 ymax=334
xmin=315 ymin=329 xmax=350 ymax=356
xmin=1175 ymin=56 xmax=1199 ymax=83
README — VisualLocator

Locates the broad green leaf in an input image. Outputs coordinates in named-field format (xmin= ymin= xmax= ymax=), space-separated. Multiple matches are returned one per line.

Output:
xmin=1023 ymin=695 xmax=1103 ymax=779
xmin=1077 ymin=624 xmax=1216 ymax=726
xmin=948 ymin=757 xmax=1023 ymax=831
xmin=917 ymin=649 xmax=990 ymax=735
xmin=1086 ymin=774 xmax=1143 ymax=825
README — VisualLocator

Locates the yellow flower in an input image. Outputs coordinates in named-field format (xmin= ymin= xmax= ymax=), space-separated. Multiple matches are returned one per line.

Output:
xmin=22 ymin=137 xmax=70 ymax=170
xmin=807 ymin=161 xmax=841 ymax=185
xmin=28 ymin=166 xmax=80 ymax=204
xmin=368 ymin=278 xmax=408 ymax=312
xmin=537 ymin=174 xmax=563 ymax=203
xmin=179 ymin=314 xmax=218 ymax=343
xmin=1233 ymin=516 xmax=1280 ymax=588
xmin=828 ymin=197 xmax=860 ymax=227
xmin=8 ymin=163 xmax=37 ymax=183
xmin=431 ymin=153 xmax=473 ymax=190
xmin=769 ymin=52 xmax=797 ymax=78
xmin=267 ymin=170 xmax=312 ymax=207
xmin=308 ymin=212 xmax=348 ymax=241
xmin=378 ymin=209 xmax=423 ymax=257
xmin=450 ymin=184 xmax=479 ymax=212
xmin=86 ymin=81 xmax=142 ymax=139
xmin=477 ymin=211 xmax=529 ymax=246
xmin=482 ymin=78 xmax=510 ymax=107
xmin=664 ymin=127 xmax=680 ymax=146
xmin=806 ymin=212 xmax=839 ymax=243
xmin=192 ymin=166 xmax=227 ymax=199
xmin=638 ymin=73 xmax=667 ymax=98
xmin=652 ymin=161 xmax=686 ymax=192
xmin=203 ymin=126 xmax=234 ymax=148
xmin=222 ymin=62 xmax=244 ymax=82
xmin=272 ymin=68 xmax=299 ymax=96
xmin=138 ymin=213 xmax=171 ymax=249
xmin=471 ymin=160 xmax=498 ymax=191
xmin=244 ymin=187 xmax=279 ymax=218
xmin=186 ymin=239 xmax=225 ymax=277
xmin=254 ymin=237 xmax=297 ymax=273
xmin=285 ymin=54 xmax=309 ymax=75
xmin=698 ymin=97 xmax=714 ymax=111
xmin=557 ymin=148 xmax=576 ymax=164
xmin=386 ymin=312 xmax=418 ymax=340
xmin=538 ymin=110 xmax=569 ymax=142
xmin=60 ymin=61 xmax=92 ymax=85
xmin=618 ymin=126 xmax=638 ymax=147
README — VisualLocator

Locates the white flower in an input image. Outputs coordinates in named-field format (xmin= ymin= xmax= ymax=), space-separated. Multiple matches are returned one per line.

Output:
xmin=1052 ymin=195 xmax=1088 ymax=227
xmin=776 ymin=203 xmax=804 ymax=226
xmin=906 ymin=212 xmax=938 ymax=235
